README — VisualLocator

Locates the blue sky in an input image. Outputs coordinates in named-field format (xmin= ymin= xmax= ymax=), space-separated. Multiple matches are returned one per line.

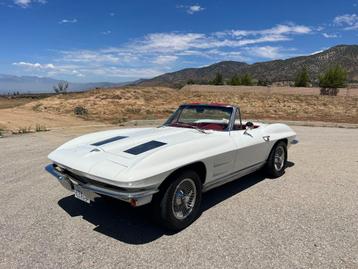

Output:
xmin=0 ymin=0 xmax=357 ymax=82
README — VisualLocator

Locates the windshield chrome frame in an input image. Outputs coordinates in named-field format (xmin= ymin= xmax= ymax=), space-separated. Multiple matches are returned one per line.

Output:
xmin=162 ymin=104 xmax=241 ymax=132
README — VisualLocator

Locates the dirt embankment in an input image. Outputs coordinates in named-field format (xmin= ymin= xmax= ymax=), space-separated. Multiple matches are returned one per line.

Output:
xmin=0 ymin=85 xmax=357 ymax=133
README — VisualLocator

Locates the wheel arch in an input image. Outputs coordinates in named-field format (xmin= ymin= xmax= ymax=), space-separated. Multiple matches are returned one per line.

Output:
xmin=158 ymin=161 xmax=207 ymax=192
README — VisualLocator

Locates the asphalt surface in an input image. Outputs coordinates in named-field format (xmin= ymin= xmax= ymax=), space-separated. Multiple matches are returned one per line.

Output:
xmin=0 ymin=126 xmax=357 ymax=268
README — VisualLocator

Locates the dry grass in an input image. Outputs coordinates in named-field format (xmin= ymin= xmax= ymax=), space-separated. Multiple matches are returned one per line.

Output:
xmin=19 ymin=85 xmax=358 ymax=124
xmin=0 ymin=97 xmax=35 ymax=109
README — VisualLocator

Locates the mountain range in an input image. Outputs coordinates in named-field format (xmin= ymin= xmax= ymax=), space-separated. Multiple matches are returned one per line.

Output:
xmin=1 ymin=45 xmax=357 ymax=93
xmin=138 ymin=45 xmax=358 ymax=87
xmin=0 ymin=74 xmax=130 ymax=94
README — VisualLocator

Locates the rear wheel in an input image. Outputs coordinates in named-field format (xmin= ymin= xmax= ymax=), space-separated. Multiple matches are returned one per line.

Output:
xmin=265 ymin=141 xmax=287 ymax=178
xmin=158 ymin=170 xmax=202 ymax=231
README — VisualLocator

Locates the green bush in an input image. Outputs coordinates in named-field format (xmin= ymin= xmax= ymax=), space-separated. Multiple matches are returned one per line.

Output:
xmin=229 ymin=74 xmax=241 ymax=85
xmin=229 ymin=74 xmax=253 ymax=86
xmin=294 ymin=67 xmax=310 ymax=87
xmin=240 ymin=74 xmax=253 ymax=86
xmin=319 ymin=65 xmax=347 ymax=96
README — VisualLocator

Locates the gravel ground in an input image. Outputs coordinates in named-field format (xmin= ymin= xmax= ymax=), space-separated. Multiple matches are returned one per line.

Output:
xmin=0 ymin=126 xmax=357 ymax=269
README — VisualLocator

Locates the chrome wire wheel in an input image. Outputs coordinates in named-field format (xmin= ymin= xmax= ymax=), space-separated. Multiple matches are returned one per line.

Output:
xmin=171 ymin=178 xmax=197 ymax=220
xmin=274 ymin=145 xmax=285 ymax=171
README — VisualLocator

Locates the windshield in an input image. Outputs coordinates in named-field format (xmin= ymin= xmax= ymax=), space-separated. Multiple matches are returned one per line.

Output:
xmin=164 ymin=105 xmax=233 ymax=131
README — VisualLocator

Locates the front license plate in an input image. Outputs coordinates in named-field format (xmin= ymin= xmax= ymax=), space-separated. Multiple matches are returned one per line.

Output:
xmin=74 ymin=186 xmax=90 ymax=204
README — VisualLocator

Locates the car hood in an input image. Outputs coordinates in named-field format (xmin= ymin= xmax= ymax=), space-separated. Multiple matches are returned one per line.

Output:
xmin=48 ymin=127 xmax=220 ymax=183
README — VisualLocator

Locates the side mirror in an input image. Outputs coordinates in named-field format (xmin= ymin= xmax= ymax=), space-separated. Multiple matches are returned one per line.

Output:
xmin=243 ymin=121 xmax=254 ymax=137
xmin=246 ymin=121 xmax=254 ymax=129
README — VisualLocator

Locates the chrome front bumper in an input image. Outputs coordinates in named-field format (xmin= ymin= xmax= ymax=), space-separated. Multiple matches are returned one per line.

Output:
xmin=46 ymin=164 xmax=158 ymax=206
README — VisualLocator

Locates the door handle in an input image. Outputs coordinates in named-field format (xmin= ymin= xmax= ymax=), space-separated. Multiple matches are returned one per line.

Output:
xmin=263 ymin=135 xmax=270 ymax=142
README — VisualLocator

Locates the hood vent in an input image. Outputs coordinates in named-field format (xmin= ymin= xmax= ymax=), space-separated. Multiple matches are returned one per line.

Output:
xmin=124 ymin=140 xmax=166 ymax=155
xmin=91 ymin=136 xmax=127 ymax=147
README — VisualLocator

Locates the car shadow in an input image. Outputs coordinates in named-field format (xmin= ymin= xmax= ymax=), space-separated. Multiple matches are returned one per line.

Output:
xmin=57 ymin=162 xmax=294 ymax=245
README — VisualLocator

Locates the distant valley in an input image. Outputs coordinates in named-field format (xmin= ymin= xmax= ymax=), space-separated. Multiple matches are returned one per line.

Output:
xmin=0 ymin=74 xmax=132 ymax=94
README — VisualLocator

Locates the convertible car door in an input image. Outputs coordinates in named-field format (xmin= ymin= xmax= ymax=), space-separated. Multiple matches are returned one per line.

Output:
xmin=230 ymin=128 xmax=271 ymax=172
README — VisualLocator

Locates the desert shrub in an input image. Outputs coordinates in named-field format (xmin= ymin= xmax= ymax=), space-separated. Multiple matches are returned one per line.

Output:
xmin=32 ymin=103 xmax=42 ymax=111
xmin=74 ymin=106 xmax=88 ymax=116
xmin=35 ymin=124 xmax=48 ymax=132
xmin=294 ymin=67 xmax=310 ymax=87
xmin=257 ymin=79 xmax=271 ymax=86
xmin=17 ymin=127 xmax=32 ymax=134
xmin=210 ymin=73 xmax=224 ymax=85
xmin=187 ymin=79 xmax=195 ymax=85
xmin=319 ymin=65 xmax=347 ymax=96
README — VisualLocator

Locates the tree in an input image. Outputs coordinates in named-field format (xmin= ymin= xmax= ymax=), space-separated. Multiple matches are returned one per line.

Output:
xmin=294 ymin=67 xmax=310 ymax=87
xmin=187 ymin=79 xmax=195 ymax=85
xmin=319 ymin=65 xmax=347 ymax=96
xmin=240 ymin=74 xmax=253 ymax=86
xmin=210 ymin=73 xmax=224 ymax=85
xmin=229 ymin=74 xmax=241 ymax=85
xmin=53 ymin=81 xmax=69 ymax=94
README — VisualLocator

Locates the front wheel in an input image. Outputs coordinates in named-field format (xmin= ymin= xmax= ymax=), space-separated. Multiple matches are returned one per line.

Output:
xmin=158 ymin=170 xmax=202 ymax=231
xmin=265 ymin=141 xmax=287 ymax=178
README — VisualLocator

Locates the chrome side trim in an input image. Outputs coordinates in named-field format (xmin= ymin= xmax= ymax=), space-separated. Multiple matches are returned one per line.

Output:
xmin=203 ymin=161 xmax=265 ymax=192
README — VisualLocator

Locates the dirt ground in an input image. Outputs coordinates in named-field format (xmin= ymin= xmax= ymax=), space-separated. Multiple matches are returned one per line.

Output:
xmin=0 ymin=85 xmax=357 ymax=133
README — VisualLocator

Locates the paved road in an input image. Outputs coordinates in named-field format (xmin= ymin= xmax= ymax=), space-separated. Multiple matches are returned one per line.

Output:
xmin=0 ymin=126 xmax=357 ymax=268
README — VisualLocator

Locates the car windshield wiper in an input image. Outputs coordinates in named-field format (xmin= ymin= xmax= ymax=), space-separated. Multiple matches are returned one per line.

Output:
xmin=174 ymin=122 xmax=208 ymax=134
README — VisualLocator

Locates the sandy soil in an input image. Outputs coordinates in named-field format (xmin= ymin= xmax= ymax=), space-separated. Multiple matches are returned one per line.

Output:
xmin=0 ymin=108 xmax=105 ymax=134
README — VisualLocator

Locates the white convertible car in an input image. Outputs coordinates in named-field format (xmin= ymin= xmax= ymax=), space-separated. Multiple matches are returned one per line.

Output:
xmin=48 ymin=103 xmax=298 ymax=230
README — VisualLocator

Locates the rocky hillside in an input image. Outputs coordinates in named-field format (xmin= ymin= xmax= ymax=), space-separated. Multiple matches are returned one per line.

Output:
xmin=138 ymin=45 xmax=358 ymax=87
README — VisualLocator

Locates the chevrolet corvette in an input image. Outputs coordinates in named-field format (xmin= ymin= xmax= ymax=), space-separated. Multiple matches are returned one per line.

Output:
xmin=47 ymin=103 xmax=298 ymax=230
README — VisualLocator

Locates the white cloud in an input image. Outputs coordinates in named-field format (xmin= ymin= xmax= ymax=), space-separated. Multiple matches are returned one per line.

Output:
xmin=59 ymin=19 xmax=78 ymax=24
xmin=177 ymin=4 xmax=205 ymax=15
xmin=230 ymin=24 xmax=311 ymax=37
xmin=101 ymin=30 xmax=112 ymax=35
xmin=138 ymin=33 xmax=206 ymax=52
xmin=14 ymin=0 xmax=46 ymax=8
xmin=13 ymin=62 xmax=86 ymax=77
xmin=244 ymin=46 xmax=290 ymax=59
xmin=13 ymin=61 xmax=55 ymax=69
xmin=82 ymin=67 xmax=163 ymax=78
xmin=153 ymin=55 xmax=178 ymax=64
xmin=134 ymin=24 xmax=310 ymax=53
xmin=109 ymin=12 xmax=115 ymax=17
xmin=187 ymin=5 xmax=204 ymax=14
xmin=12 ymin=23 xmax=313 ymax=80
xmin=334 ymin=14 xmax=358 ymax=30
xmin=322 ymin=33 xmax=338 ymax=38
xmin=61 ymin=50 xmax=120 ymax=63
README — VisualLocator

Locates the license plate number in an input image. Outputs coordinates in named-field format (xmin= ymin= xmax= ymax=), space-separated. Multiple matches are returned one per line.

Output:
xmin=74 ymin=187 xmax=90 ymax=204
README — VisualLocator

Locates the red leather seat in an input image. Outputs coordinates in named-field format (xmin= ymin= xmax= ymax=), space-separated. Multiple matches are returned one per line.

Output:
xmin=202 ymin=123 xmax=225 ymax=131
